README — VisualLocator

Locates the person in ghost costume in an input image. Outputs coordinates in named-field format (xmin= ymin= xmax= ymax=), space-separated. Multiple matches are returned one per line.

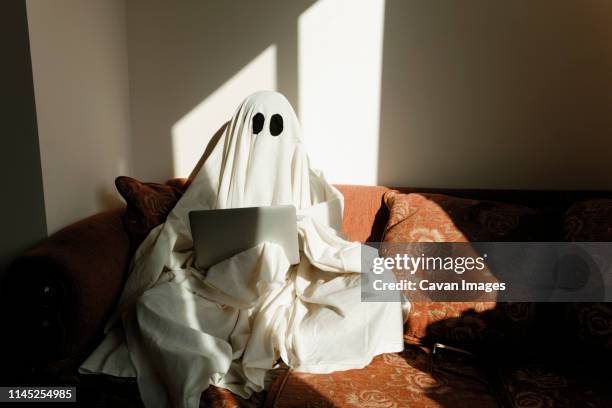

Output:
xmin=80 ymin=91 xmax=405 ymax=408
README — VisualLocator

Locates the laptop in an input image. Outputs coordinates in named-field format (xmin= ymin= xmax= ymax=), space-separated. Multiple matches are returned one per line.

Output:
xmin=189 ymin=205 xmax=300 ymax=270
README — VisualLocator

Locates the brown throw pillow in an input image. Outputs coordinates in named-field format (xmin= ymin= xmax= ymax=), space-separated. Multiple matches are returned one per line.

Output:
xmin=382 ymin=191 xmax=538 ymax=351
xmin=115 ymin=176 xmax=184 ymax=247
xmin=562 ymin=199 xmax=612 ymax=362
xmin=382 ymin=191 xmax=540 ymax=242
xmin=564 ymin=199 xmax=612 ymax=241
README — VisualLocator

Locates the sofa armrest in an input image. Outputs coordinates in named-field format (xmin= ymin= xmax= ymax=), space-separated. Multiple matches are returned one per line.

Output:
xmin=2 ymin=208 xmax=131 ymax=372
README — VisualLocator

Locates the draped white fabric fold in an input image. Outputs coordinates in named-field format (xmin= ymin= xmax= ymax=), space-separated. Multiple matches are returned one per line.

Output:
xmin=80 ymin=91 xmax=404 ymax=408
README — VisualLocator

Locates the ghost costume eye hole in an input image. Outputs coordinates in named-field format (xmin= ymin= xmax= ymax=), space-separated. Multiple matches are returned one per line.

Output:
xmin=270 ymin=114 xmax=283 ymax=136
xmin=252 ymin=113 xmax=264 ymax=134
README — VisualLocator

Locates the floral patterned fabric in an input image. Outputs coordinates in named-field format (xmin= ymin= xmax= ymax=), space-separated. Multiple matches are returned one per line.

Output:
xmin=561 ymin=202 xmax=612 ymax=361
xmin=266 ymin=344 xmax=498 ymax=408
xmin=103 ymin=184 xmax=612 ymax=406
xmin=563 ymin=199 xmax=612 ymax=241
xmin=569 ymin=303 xmax=612 ymax=356
xmin=404 ymin=302 xmax=496 ymax=343
xmin=115 ymin=176 xmax=184 ymax=247
xmin=414 ymin=302 xmax=537 ymax=354
xmin=497 ymin=363 xmax=612 ymax=408
xmin=382 ymin=191 xmax=538 ymax=350
xmin=382 ymin=191 xmax=540 ymax=243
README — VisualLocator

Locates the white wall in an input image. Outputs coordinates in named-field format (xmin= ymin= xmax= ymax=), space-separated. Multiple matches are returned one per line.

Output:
xmin=27 ymin=0 xmax=132 ymax=233
xmin=21 ymin=0 xmax=612 ymax=236
xmin=378 ymin=0 xmax=612 ymax=189
xmin=126 ymin=0 xmax=315 ymax=182
xmin=299 ymin=0 xmax=385 ymax=185
xmin=126 ymin=0 xmax=612 ymax=189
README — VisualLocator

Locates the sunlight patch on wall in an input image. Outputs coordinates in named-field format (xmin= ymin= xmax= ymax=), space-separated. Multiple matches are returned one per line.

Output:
xmin=172 ymin=45 xmax=277 ymax=177
xmin=298 ymin=0 xmax=385 ymax=185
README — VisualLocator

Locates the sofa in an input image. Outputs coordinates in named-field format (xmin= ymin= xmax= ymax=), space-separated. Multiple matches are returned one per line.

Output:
xmin=3 ymin=180 xmax=612 ymax=407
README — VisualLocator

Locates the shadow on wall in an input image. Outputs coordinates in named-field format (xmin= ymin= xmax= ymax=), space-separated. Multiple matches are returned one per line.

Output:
xmin=0 ymin=0 xmax=47 ymax=276
xmin=131 ymin=0 xmax=612 ymax=189
xmin=378 ymin=0 xmax=612 ymax=190
xmin=127 ymin=0 xmax=316 ymax=181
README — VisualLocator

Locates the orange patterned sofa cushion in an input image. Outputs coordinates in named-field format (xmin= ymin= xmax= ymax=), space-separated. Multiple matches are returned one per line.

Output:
xmin=562 ymin=200 xmax=612 ymax=362
xmin=382 ymin=191 xmax=539 ymax=349
xmin=496 ymin=362 xmax=612 ymax=408
xmin=382 ymin=191 xmax=540 ymax=242
xmin=564 ymin=199 xmax=612 ymax=241
xmin=266 ymin=344 xmax=498 ymax=408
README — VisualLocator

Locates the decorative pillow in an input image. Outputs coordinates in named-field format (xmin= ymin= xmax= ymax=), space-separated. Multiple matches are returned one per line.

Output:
xmin=419 ymin=302 xmax=537 ymax=357
xmin=564 ymin=199 xmax=612 ymax=241
xmin=567 ymin=303 xmax=612 ymax=356
xmin=382 ymin=191 xmax=541 ymax=243
xmin=562 ymin=200 xmax=612 ymax=361
xmin=382 ymin=191 xmax=539 ymax=351
xmin=115 ymin=176 xmax=184 ymax=247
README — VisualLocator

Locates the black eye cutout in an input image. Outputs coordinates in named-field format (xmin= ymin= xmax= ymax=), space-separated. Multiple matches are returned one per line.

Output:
xmin=252 ymin=113 xmax=264 ymax=134
xmin=270 ymin=114 xmax=283 ymax=136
